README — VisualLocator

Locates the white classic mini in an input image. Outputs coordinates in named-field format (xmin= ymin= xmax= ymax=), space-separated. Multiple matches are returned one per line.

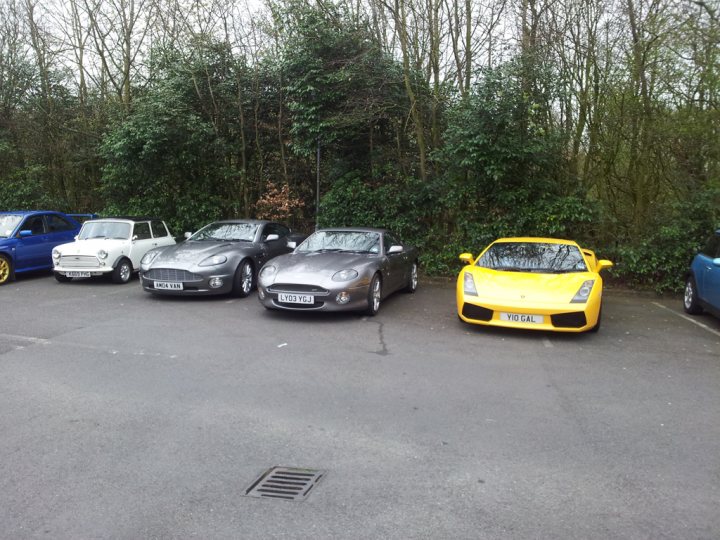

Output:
xmin=52 ymin=217 xmax=175 ymax=284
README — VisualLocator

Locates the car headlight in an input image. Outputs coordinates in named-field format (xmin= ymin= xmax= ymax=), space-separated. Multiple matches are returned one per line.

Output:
xmin=463 ymin=272 xmax=478 ymax=296
xmin=199 ymin=254 xmax=227 ymax=267
xmin=52 ymin=249 xmax=60 ymax=260
xmin=259 ymin=265 xmax=277 ymax=280
xmin=141 ymin=251 xmax=160 ymax=265
xmin=97 ymin=250 xmax=108 ymax=260
xmin=571 ymin=279 xmax=595 ymax=303
xmin=332 ymin=269 xmax=358 ymax=282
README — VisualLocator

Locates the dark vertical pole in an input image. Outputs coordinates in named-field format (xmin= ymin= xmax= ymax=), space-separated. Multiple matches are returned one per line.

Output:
xmin=316 ymin=137 xmax=320 ymax=230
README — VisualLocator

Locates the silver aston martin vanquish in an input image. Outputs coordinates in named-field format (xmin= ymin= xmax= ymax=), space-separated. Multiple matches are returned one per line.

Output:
xmin=257 ymin=228 xmax=419 ymax=315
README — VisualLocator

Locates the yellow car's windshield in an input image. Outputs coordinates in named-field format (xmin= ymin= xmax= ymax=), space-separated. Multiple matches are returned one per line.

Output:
xmin=478 ymin=242 xmax=587 ymax=273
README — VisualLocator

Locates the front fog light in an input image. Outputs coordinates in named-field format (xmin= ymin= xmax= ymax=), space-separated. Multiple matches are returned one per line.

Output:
xmin=209 ymin=277 xmax=224 ymax=289
xmin=258 ymin=288 xmax=266 ymax=300
xmin=336 ymin=291 xmax=350 ymax=304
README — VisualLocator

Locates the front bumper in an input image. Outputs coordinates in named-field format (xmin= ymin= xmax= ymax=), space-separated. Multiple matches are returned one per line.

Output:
xmin=457 ymin=294 xmax=600 ymax=333
xmin=140 ymin=267 xmax=234 ymax=295
xmin=54 ymin=264 xmax=112 ymax=276
xmin=258 ymin=282 xmax=369 ymax=312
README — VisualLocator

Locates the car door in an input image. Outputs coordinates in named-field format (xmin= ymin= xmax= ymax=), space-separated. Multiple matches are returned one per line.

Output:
xmin=151 ymin=220 xmax=175 ymax=248
xmin=259 ymin=223 xmax=291 ymax=263
xmin=693 ymin=234 xmax=719 ymax=303
xmin=127 ymin=222 xmax=155 ymax=269
xmin=703 ymin=234 xmax=720 ymax=309
xmin=383 ymin=232 xmax=407 ymax=294
xmin=14 ymin=214 xmax=49 ymax=270
xmin=46 ymin=213 xmax=79 ymax=251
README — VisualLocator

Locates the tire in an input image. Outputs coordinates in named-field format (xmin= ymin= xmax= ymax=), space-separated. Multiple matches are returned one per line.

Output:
xmin=404 ymin=261 xmax=418 ymax=293
xmin=232 ymin=259 xmax=254 ymax=298
xmin=0 ymin=254 xmax=13 ymax=285
xmin=111 ymin=258 xmax=133 ymax=284
xmin=365 ymin=273 xmax=382 ymax=316
xmin=589 ymin=305 xmax=602 ymax=333
xmin=683 ymin=276 xmax=703 ymax=315
xmin=54 ymin=272 xmax=72 ymax=283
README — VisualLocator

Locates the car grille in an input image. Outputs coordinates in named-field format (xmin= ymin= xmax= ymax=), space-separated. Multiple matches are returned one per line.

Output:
xmin=461 ymin=303 xmax=493 ymax=321
xmin=144 ymin=268 xmax=203 ymax=282
xmin=59 ymin=255 xmax=99 ymax=268
xmin=551 ymin=311 xmax=587 ymax=328
xmin=268 ymin=284 xmax=329 ymax=296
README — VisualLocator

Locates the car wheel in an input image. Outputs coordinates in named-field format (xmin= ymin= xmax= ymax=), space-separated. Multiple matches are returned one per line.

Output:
xmin=232 ymin=259 xmax=254 ymax=298
xmin=683 ymin=276 xmax=703 ymax=315
xmin=365 ymin=273 xmax=382 ymax=316
xmin=0 ymin=254 xmax=13 ymax=285
xmin=112 ymin=258 xmax=132 ymax=284
xmin=404 ymin=261 xmax=418 ymax=293
xmin=54 ymin=272 xmax=72 ymax=283
xmin=589 ymin=305 xmax=602 ymax=333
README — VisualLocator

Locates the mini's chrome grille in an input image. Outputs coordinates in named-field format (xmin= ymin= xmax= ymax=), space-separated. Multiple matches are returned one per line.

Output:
xmin=268 ymin=284 xmax=329 ymax=296
xmin=59 ymin=255 xmax=99 ymax=268
xmin=144 ymin=268 xmax=203 ymax=282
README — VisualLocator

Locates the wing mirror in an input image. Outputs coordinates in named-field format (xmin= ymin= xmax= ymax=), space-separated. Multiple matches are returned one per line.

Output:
xmin=459 ymin=253 xmax=474 ymax=265
xmin=388 ymin=245 xmax=403 ymax=254
xmin=712 ymin=258 xmax=720 ymax=267
xmin=265 ymin=234 xmax=279 ymax=242
xmin=287 ymin=240 xmax=297 ymax=249
xmin=18 ymin=230 xmax=32 ymax=238
xmin=184 ymin=232 xmax=192 ymax=239
xmin=132 ymin=235 xmax=138 ymax=241
xmin=597 ymin=259 xmax=613 ymax=271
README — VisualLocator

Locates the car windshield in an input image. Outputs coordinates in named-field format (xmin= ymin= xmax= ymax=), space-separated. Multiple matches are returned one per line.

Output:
xmin=477 ymin=242 xmax=588 ymax=273
xmin=297 ymin=231 xmax=381 ymax=254
xmin=0 ymin=214 xmax=22 ymax=238
xmin=78 ymin=221 xmax=131 ymax=240
xmin=191 ymin=222 xmax=258 ymax=242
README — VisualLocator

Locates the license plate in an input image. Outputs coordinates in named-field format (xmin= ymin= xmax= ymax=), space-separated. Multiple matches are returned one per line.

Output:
xmin=66 ymin=271 xmax=91 ymax=278
xmin=499 ymin=312 xmax=544 ymax=324
xmin=154 ymin=281 xmax=183 ymax=290
xmin=278 ymin=292 xmax=314 ymax=304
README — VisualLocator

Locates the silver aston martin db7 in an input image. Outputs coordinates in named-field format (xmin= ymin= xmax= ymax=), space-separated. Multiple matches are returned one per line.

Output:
xmin=257 ymin=227 xmax=419 ymax=315
xmin=140 ymin=219 xmax=305 ymax=297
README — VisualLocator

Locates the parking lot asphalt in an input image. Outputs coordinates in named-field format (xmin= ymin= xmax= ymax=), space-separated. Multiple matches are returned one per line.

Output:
xmin=1 ymin=273 xmax=719 ymax=539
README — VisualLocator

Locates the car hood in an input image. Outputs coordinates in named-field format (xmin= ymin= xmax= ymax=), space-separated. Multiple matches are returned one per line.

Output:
xmin=151 ymin=240 xmax=248 ymax=266
xmin=468 ymin=267 xmax=598 ymax=303
xmin=56 ymin=238 xmax=127 ymax=254
xmin=272 ymin=251 xmax=377 ymax=282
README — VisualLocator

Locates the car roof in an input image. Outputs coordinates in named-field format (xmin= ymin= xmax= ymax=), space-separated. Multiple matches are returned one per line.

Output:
xmin=0 ymin=210 xmax=67 ymax=216
xmin=86 ymin=216 xmax=161 ymax=223
xmin=315 ymin=227 xmax=388 ymax=234
xmin=492 ymin=236 xmax=580 ymax=246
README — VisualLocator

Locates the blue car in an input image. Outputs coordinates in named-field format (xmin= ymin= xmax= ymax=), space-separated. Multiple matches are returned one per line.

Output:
xmin=0 ymin=211 xmax=88 ymax=285
xmin=684 ymin=228 xmax=720 ymax=318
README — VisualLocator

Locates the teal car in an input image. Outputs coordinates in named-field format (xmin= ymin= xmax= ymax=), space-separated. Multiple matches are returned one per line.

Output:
xmin=684 ymin=229 xmax=720 ymax=319
xmin=0 ymin=211 xmax=89 ymax=285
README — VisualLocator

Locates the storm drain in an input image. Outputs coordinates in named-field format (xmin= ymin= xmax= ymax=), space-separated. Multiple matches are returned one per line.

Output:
xmin=244 ymin=467 xmax=325 ymax=501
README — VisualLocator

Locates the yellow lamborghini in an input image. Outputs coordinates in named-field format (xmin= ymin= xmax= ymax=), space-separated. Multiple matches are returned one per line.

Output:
xmin=456 ymin=237 xmax=613 ymax=333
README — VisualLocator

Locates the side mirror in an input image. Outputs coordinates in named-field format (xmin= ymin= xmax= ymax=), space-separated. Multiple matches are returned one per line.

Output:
xmin=388 ymin=245 xmax=403 ymax=254
xmin=184 ymin=232 xmax=192 ymax=239
xmin=132 ymin=235 xmax=138 ymax=241
xmin=712 ymin=258 xmax=720 ymax=267
xmin=597 ymin=259 xmax=613 ymax=272
xmin=265 ymin=234 xmax=280 ymax=242
xmin=287 ymin=241 xmax=297 ymax=249
xmin=18 ymin=230 xmax=32 ymax=238
xmin=74 ymin=235 xmax=79 ymax=240
xmin=459 ymin=253 xmax=474 ymax=265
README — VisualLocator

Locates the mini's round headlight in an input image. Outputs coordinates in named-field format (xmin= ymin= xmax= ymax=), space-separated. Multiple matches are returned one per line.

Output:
xmin=332 ymin=269 xmax=358 ymax=282
xmin=52 ymin=249 xmax=60 ymax=260
xmin=97 ymin=250 xmax=108 ymax=260
xmin=199 ymin=254 xmax=227 ymax=267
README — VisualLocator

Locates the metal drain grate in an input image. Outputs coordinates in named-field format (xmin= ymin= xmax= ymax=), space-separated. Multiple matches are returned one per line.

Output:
xmin=244 ymin=467 xmax=325 ymax=501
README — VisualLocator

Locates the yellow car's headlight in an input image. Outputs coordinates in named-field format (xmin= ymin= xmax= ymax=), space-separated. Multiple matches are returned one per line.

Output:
xmin=571 ymin=279 xmax=595 ymax=303
xmin=463 ymin=272 xmax=478 ymax=296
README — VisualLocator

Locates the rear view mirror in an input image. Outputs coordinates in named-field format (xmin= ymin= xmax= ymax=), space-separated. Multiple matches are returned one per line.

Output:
xmin=459 ymin=253 xmax=474 ymax=265
xmin=184 ymin=232 xmax=192 ymax=239
xmin=597 ymin=259 xmax=613 ymax=271
xmin=388 ymin=245 xmax=403 ymax=254
xmin=265 ymin=234 xmax=279 ymax=242
xmin=713 ymin=258 xmax=720 ymax=267
xmin=287 ymin=241 xmax=297 ymax=249
xmin=18 ymin=230 xmax=32 ymax=238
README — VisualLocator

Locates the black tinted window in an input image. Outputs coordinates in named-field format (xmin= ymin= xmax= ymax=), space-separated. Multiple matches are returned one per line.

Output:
xmin=151 ymin=220 xmax=168 ymax=238
xmin=47 ymin=214 xmax=75 ymax=232
xmin=385 ymin=233 xmax=401 ymax=251
xmin=133 ymin=222 xmax=152 ymax=240
xmin=21 ymin=216 xmax=46 ymax=235
xmin=701 ymin=235 xmax=720 ymax=258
